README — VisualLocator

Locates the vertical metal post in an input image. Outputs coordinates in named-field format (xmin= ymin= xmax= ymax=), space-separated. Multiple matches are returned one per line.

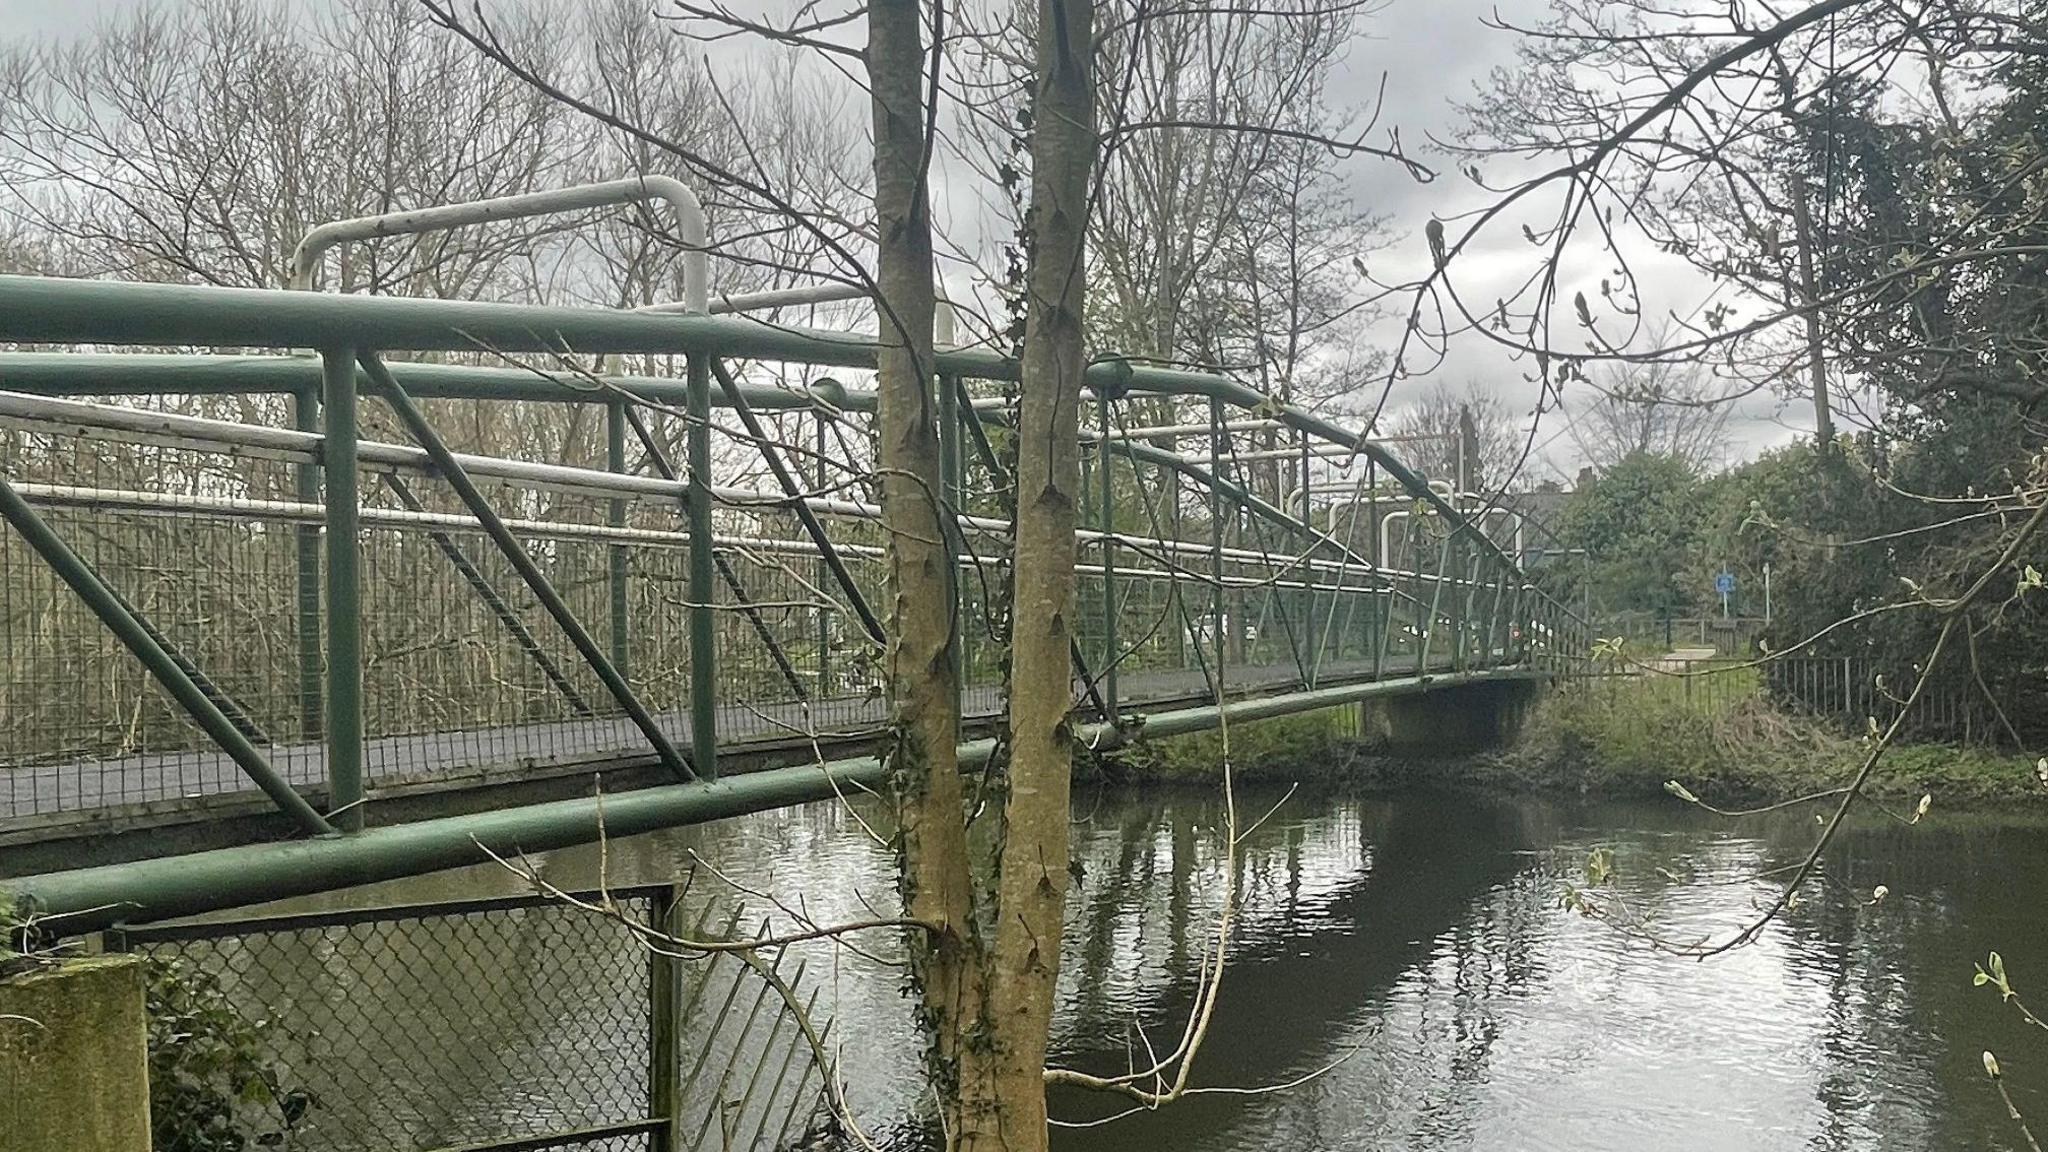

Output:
xmin=1170 ymin=474 xmax=1187 ymax=671
xmin=1419 ymin=530 xmax=1452 ymax=676
xmin=1456 ymin=546 xmax=1483 ymax=672
xmin=1509 ymin=583 xmax=1527 ymax=664
xmin=321 ymin=348 xmax=364 ymax=831
xmin=685 ymin=354 xmax=718 ymax=778
xmin=607 ymin=398 xmax=631 ymax=678
xmin=1367 ymin=461 xmax=1382 ymax=681
xmin=814 ymin=411 xmax=831 ymax=696
xmin=1096 ymin=395 xmax=1119 ymax=721
xmin=937 ymin=369 xmax=964 ymax=717
xmin=1208 ymin=398 xmax=1227 ymax=681
xmin=1484 ymin=574 xmax=1508 ymax=667
xmin=1080 ymin=425 xmax=1095 ymax=666
xmin=648 ymin=883 xmax=684 ymax=1152
xmin=293 ymin=387 xmax=324 ymax=742
xmin=1297 ymin=427 xmax=1316 ymax=687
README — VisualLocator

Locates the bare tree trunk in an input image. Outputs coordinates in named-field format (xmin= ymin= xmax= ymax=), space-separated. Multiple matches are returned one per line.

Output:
xmin=1789 ymin=189 xmax=1836 ymax=450
xmin=981 ymin=0 xmax=1096 ymax=1146
xmin=867 ymin=0 xmax=982 ymax=1137
xmin=1770 ymin=49 xmax=1836 ymax=452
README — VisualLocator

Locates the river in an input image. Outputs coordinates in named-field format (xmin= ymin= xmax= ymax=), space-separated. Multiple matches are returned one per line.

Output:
xmin=216 ymin=785 xmax=2048 ymax=1151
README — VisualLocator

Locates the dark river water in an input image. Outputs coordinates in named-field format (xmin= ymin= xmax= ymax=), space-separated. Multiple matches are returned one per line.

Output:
xmin=235 ymin=785 xmax=2048 ymax=1151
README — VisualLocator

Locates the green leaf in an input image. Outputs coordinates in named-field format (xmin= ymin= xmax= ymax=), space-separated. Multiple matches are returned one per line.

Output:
xmin=1584 ymin=846 xmax=1614 ymax=887
xmin=1664 ymin=780 xmax=1700 ymax=804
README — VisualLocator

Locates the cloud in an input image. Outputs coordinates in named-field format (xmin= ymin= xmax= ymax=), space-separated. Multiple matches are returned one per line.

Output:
xmin=7 ymin=0 xmax=1808 ymax=478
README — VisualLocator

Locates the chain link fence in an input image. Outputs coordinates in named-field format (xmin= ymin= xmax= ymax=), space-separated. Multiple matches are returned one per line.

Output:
xmin=107 ymin=885 xmax=831 ymax=1152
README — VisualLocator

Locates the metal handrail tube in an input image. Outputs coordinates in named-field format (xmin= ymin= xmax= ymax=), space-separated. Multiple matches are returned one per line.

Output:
xmin=5 ymin=391 xmax=1442 ymax=585
xmin=0 ymin=274 xmax=1571 ymax=616
xmin=14 ymin=481 xmax=1413 ymax=598
xmin=0 ymin=352 xmax=852 ymax=411
xmin=290 ymin=176 xmax=708 ymax=311
xmin=7 ymin=470 xmax=1486 ymax=596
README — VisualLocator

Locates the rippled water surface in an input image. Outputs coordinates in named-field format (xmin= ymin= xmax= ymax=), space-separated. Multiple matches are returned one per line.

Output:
xmin=285 ymin=787 xmax=2048 ymax=1150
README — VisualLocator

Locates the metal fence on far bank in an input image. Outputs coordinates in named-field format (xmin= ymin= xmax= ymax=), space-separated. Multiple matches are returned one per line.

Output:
xmin=1578 ymin=654 xmax=2009 ymax=746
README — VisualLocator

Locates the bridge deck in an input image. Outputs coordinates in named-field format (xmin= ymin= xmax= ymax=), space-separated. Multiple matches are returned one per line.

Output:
xmin=2 ymin=654 xmax=1445 ymax=837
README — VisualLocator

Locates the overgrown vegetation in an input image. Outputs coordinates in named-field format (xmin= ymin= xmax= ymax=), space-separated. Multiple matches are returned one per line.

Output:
xmin=1101 ymin=707 xmax=1360 ymax=783
xmin=145 ymin=957 xmax=317 ymax=1152
xmin=1100 ymin=683 xmax=2042 ymax=807
xmin=1476 ymin=678 xmax=2040 ymax=805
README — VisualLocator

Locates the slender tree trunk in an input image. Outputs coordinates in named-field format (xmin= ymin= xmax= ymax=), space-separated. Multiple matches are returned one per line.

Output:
xmin=867 ymin=0 xmax=982 ymax=1138
xmin=979 ymin=0 xmax=1096 ymax=1145
xmin=1788 ymin=186 xmax=1836 ymax=450
xmin=1772 ymin=50 xmax=1836 ymax=452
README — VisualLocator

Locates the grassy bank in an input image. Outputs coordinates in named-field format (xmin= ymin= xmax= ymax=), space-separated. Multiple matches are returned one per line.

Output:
xmin=1098 ymin=706 xmax=1367 ymax=785
xmin=1474 ymin=677 xmax=2041 ymax=805
xmin=1099 ymin=678 xmax=2045 ymax=806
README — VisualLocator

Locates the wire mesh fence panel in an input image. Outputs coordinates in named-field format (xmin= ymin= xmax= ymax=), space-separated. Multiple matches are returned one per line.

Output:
xmin=0 ymin=422 xmax=313 ymax=818
xmin=353 ymin=468 xmax=690 ymax=785
xmin=110 ymin=886 xmax=831 ymax=1152
xmin=711 ymin=542 xmax=885 ymax=741
xmin=0 ymin=365 xmax=1580 ymax=832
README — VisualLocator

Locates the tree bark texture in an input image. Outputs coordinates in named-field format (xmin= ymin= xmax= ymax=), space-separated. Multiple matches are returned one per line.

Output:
xmin=867 ymin=0 xmax=982 ymax=1137
xmin=980 ymin=0 xmax=1097 ymax=1145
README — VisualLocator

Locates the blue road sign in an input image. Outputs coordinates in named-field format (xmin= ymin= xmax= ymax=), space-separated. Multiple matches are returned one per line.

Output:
xmin=1714 ymin=570 xmax=1736 ymax=596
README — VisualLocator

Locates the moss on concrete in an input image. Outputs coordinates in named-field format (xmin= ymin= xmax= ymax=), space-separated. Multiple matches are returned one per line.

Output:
xmin=0 ymin=955 xmax=151 ymax=1152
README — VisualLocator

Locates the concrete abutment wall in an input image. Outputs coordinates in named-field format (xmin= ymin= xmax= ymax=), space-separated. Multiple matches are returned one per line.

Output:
xmin=1362 ymin=679 xmax=1540 ymax=756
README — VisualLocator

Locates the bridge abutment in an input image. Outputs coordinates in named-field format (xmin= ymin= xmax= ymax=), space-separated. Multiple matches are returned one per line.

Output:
xmin=1363 ymin=679 xmax=1538 ymax=756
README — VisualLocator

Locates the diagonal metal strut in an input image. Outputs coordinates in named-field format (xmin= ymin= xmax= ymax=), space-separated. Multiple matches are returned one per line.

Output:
xmin=358 ymin=351 xmax=695 ymax=782
xmin=0 ymin=473 xmax=334 ymax=836
xmin=705 ymin=359 xmax=887 ymax=645
xmin=614 ymin=400 xmax=812 ymax=703
xmin=379 ymin=473 xmax=599 ymax=718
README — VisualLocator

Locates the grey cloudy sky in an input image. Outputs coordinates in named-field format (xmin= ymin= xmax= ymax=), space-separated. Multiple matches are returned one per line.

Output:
xmin=2 ymin=0 xmax=1805 ymax=474
xmin=1332 ymin=0 xmax=1808 ymax=476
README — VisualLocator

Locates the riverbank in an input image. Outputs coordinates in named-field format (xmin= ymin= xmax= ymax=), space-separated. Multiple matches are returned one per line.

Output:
xmin=1100 ymin=685 xmax=2045 ymax=806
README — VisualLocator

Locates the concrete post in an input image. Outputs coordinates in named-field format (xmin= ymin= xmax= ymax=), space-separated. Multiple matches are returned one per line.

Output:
xmin=0 ymin=956 xmax=151 ymax=1151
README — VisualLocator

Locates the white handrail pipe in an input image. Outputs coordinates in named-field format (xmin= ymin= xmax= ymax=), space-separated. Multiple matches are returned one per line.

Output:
xmin=291 ymin=176 xmax=709 ymax=313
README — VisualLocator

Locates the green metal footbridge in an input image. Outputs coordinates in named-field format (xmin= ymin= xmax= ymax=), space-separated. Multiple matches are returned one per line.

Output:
xmin=0 ymin=186 xmax=1584 ymax=931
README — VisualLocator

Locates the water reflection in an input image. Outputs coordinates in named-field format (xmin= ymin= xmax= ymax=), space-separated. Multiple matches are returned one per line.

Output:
xmin=254 ymin=789 xmax=2048 ymax=1151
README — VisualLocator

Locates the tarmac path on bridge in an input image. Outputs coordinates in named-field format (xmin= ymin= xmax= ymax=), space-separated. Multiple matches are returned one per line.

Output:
xmin=3 ymin=653 xmax=1454 ymax=831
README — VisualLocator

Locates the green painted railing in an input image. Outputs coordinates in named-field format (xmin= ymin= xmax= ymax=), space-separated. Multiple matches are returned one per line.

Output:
xmin=0 ymin=271 xmax=1585 ymax=920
